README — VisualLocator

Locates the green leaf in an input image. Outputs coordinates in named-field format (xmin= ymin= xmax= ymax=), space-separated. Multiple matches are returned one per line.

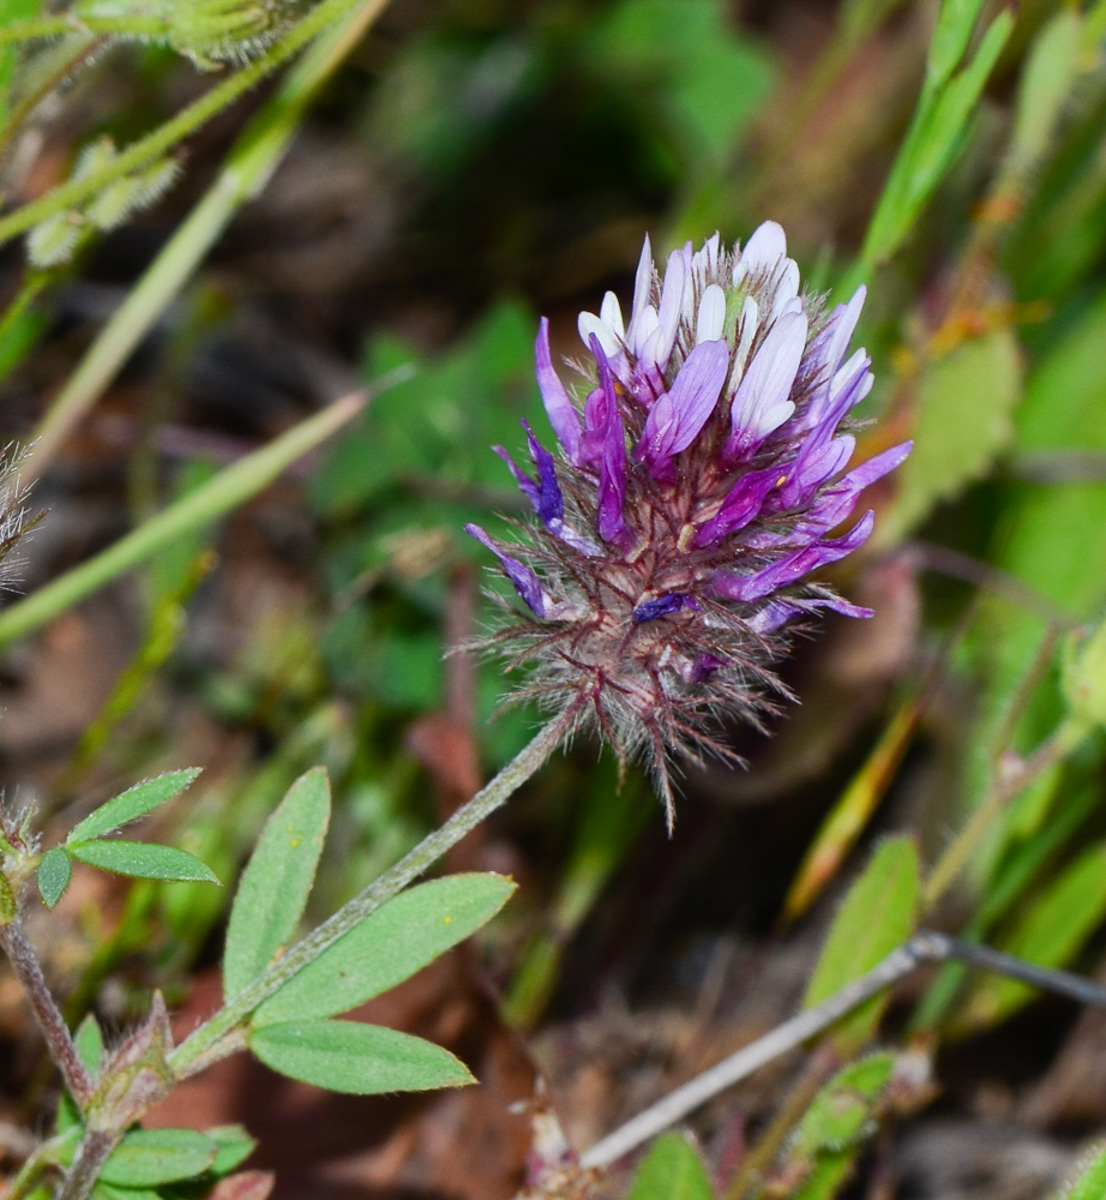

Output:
xmin=92 ymin=1185 xmax=161 ymax=1200
xmin=956 ymin=843 xmax=1106 ymax=1031
xmin=36 ymin=847 xmax=71 ymax=909
xmin=68 ymin=840 xmax=220 ymax=884
xmin=254 ymin=872 xmax=515 ymax=1025
xmin=100 ymin=1128 xmax=219 ymax=1187
xmin=626 ymin=1132 xmax=715 ymax=1200
xmin=906 ymin=11 xmax=1013 ymax=216
xmin=881 ymin=327 xmax=1023 ymax=542
xmin=791 ymin=1054 xmax=897 ymax=1159
xmin=224 ymin=767 xmax=331 ymax=999
xmin=927 ymin=0 xmax=987 ymax=87
xmin=249 ymin=1019 xmax=475 ymax=1094
xmin=206 ymin=1124 xmax=258 ymax=1176
xmin=1067 ymin=1144 xmax=1106 ymax=1200
xmin=68 ymin=769 xmax=202 ymax=844
xmin=1006 ymin=11 xmax=1083 ymax=178
xmin=51 ymin=1017 xmax=99 ymax=1145
xmin=73 ymin=1013 xmax=104 ymax=1076
xmin=789 ymin=1152 xmax=857 ymax=1200
xmin=803 ymin=837 xmax=920 ymax=1052
xmin=858 ymin=6 xmax=1012 ymax=271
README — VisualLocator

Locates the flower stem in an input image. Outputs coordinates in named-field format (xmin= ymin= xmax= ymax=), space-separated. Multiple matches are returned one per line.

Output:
xmin=169 ymin=710 xmax=575 ymax=1078
xmin=0 ymin=923 xmax=93 ymax=1108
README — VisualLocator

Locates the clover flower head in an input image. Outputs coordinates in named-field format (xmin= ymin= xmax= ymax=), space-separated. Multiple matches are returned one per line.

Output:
xmin=467 ymin=225 xmax=911 ymax=826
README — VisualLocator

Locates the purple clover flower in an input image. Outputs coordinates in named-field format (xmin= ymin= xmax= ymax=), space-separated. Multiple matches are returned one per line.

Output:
xmin=467 ymin=225 xmax=911 ymax=825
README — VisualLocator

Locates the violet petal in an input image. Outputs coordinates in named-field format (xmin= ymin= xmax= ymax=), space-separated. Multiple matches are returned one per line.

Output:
xmin=745 ymin=595 xmax=874 ymax=635
xmin=632 ymin=593 xmax=687 ymax=623
xmin=694 ymin=465 xmax=783 ymax=547
xmin=535 ymin=317 xmax=583 ymax=463
xmin=795 ymin=441 xmax=912 ymax=536
xmin=493 ymin=445 xmax=541 ymax=511
xmin=639 ymin=339 xmax=729 ymax=469
xmin=717 ymin=510 xmax=876 ymax=603
xmin=591 ymin=336 xmax=630 ymax=547
xmin=466 ymin=523 xmax=548 ymax=618
xmin=522 ymin=420 xmax=564 ymax=526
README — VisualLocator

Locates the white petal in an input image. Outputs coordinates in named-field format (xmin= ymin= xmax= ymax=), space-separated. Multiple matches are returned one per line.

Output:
xmin=696 ymin=284 xmax=726 ymax=344
xmin=705 ymin=231 xmax=720 ymax=273
xmin=654 ymin=249 xmax=686 ymax=368
xmin=728 ymin=295 xmax=759 ymax=391
xmin=826 ymin=285 xmax=866 ymax=374
xmin=628 ymin=234 xmax=654 ymax=331
xmin=734 ymin=220 xmax=787 ymax=284
xmin=770 ymin=259 xmax=801 ymax=320
xmin=631 ymin=304 xmax=659 ymax=358
xmin=831 ymin=348 xmax=869 ymax=399
xmin=731 ymin=309 xmax=807 ymax=441
xmin=600 ymin=290 xmax=625 ymax=338
xmin=755 ymin=400 xmax=796 ymax=438
xmin=679 ymin=242 xmax=696 ymax=327
xmin=578 ymin=311 xmax=622 ymax=359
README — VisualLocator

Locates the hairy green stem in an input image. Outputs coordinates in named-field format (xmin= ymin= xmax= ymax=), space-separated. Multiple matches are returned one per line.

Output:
xmin=169 ymin=711 xmax=575 ymax=1077
xmin=0 ymin=923 xmax=93 ymax=1107
xmin=23 ymin=0 xmax=391 ymax=483
xmin=0 ymin=15 xmax=170 ymax=45
xmin=0 ymin=0 xmax=378 ymax=248
xmin=51 ymin=1129 xmax=118 ymax=1200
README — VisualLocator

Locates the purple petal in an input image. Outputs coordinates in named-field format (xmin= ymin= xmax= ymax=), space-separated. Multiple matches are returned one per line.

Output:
xmin=591 ymin=337 xmax=630 ymax=547
xmin=806 ymin=350 xmax=873 ymax=434
xmin=726 ymin=310 xmax=807 ymax=458
xmin=466 ymin=523 xmax=548 ymax=618
xmin=493 ymin=445 xmax=541 ymax=511
xmin=745 ymin=595 xmax=874 ymax=635
xmin=774 ymin=435 xmax=855 ymax=511
xmin=688 ymin=652 xmax=726 ymax=682
xmin=632 ymin=593 xmax=688 ymax=623
xmin=535 ymin=317 xmax=583 ymax=463
xmin=509 ymin=421 xmax=603 ymax=556
xmin=797 ymin=441 xmax=912 ymax=535
xmin=694 ymin=465 xmax=783 ymax=547
xmin=521 ymin=421 xmax=564 ymax=526
xmin=638 ymin=339 xmax=729 ymax=469
xmin=715 ymin=510 xmax=876 ymax=603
